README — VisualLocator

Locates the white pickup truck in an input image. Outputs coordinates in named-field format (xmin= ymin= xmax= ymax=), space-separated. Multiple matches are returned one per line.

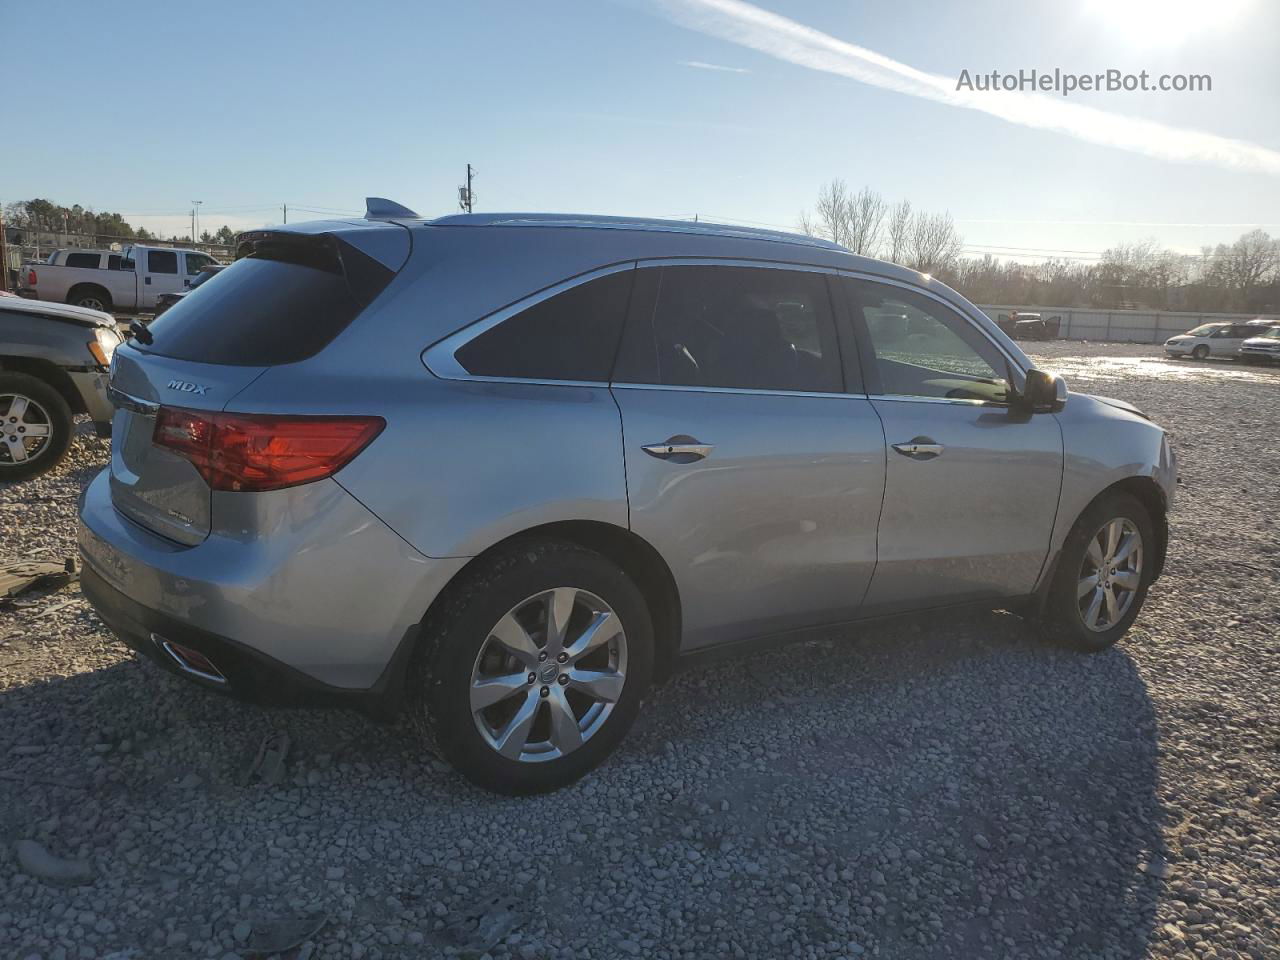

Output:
xmin=18 ymin=245 xmax=222 ymax=313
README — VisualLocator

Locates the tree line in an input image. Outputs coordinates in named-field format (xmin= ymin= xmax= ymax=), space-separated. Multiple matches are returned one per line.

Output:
xmin=2 ymin=199 xmax=238 ymax=246
xmin=800 ymin=180 xmax=1280 ymax=314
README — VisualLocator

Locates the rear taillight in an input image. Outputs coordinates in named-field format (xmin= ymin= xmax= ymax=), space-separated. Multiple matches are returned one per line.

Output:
xmin=26 ymin=269 xmax=36 ymax=286
xmin=152 ymin=408 xmax=384 ymax=492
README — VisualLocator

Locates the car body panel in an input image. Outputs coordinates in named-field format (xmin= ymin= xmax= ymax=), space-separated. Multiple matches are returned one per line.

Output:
xmin=614 ymin=385 xmax=886 ymax=649
xmin=78 ymin=469 xmax=467 ymax=689
xmin=1 ymin=299 xmax=117 ymax=427
xmin=863 ymin=398 xmax=1063 ymax=611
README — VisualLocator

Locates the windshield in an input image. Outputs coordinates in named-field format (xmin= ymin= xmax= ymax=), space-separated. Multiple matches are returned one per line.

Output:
xmin=1254 ymin=326 xmax=1280 ymax=340
xmin=1185 ymin=324 xmax=1225 ymax=337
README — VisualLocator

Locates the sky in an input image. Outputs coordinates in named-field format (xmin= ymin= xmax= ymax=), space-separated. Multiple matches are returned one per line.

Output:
xmin=3 ymin=0 xmax=1278 ymax=263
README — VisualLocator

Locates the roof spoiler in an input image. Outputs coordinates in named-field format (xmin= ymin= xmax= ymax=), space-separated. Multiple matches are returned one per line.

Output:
xmin=364 ymin=197 xmax=420 ymax=220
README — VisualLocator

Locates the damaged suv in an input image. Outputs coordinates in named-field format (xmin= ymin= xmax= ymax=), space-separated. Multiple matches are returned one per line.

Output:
xmin=79 ymin=202 xmax=1176 ymax=794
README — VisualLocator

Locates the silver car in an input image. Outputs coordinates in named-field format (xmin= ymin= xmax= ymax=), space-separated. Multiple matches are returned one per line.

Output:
xmin=78 ymin=204 xmax=1177 ymax=794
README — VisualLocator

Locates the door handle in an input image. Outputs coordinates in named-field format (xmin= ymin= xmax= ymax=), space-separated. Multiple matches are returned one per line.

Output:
xmin=892 ymin=437 xmax=944 ymax=460
xmin=642 ymin=437 xmax=714 ymax=461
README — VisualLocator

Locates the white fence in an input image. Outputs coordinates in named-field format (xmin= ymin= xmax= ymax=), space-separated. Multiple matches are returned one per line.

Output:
xmin=977 ymin=305 xmax=1279 ymax=344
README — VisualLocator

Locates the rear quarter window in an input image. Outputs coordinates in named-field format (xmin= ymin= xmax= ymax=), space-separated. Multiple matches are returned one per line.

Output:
xmin=139 ymin=235 xmax=394 ymax=366
xmin=454 ymin=269 xmax=634 ymax=382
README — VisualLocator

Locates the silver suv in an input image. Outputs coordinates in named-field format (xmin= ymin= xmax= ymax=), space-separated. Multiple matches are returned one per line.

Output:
xmin=78 ymin=204 xmax=1177 ymax=794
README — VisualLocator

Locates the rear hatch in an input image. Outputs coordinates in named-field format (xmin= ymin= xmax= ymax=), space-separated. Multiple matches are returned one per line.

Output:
xmin=108 ymin=225 xmax=407 ymax=545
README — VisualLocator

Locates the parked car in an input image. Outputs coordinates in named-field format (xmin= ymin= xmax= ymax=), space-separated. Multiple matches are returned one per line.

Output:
xmin=996 ymin=311 xmax=1061 ymax=341
xmin=1 ymin=296 xmax=119 ymax=481
xmin=18 ymin=245 xmax=221 ymax=313
xmin=151 ymin=264 xmax=226 ymax=319
xmin=78 ymin=205 xmax=1177 ymax=794
xmin=1163 ymin=321 xmax=1264 ymax=360
xmin=1239 ymin=325 xmax=1280 ymax=364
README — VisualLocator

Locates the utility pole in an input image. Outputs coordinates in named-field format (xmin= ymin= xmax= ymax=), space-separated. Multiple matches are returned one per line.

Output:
xmin=282 ymin=203 xmax=288 ymax=224
xmin=192 ymin=200 xmax=203 ymax=244
xmin=458 ymin=164 xmax=476 ymax=213
xmin=0 ymin=205 xmax=9 ymax=293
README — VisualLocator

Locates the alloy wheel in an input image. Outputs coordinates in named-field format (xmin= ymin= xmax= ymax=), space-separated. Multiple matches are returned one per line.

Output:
xmin=470 ymin=587 xmax=628 ymax=763
xmin=1077 ymin=517 xmax=1143 ymax=633
xmin=0 ymin=394 xmax=54 ymax=467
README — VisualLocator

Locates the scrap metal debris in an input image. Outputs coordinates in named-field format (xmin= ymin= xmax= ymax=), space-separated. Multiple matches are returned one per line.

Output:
xmin=441 ymin=893 xmax=523 ymax=953
xmin=243 ymin=729 xmax=291 ymax=786
xmin=14 ymin=838 xmax=95 ymax=886
xmin=244 ymin=909 xmax=327 ymax=956
xmin=0 ymin=557 xmax=78 ymax=605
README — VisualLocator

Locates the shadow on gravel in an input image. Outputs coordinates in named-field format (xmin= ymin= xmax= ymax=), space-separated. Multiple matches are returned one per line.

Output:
xmin=0 ymin=608 xmax=1168 ymax=959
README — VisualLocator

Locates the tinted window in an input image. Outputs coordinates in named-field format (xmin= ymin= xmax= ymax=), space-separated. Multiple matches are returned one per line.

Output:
xmin=852 ymin=280 xmax=1009 ymax=403
xmin=147 ymin=250 xmax=178 ymax=274
xmin=107 ymin=254 xmax=122 ymax=270
xmin=455 ymin=269 xmax=634 ymax=382
xmin=65 ymin=252 xmax=100 ymax=268
xmin=615 ymin=266 xmax=841 ymax=393
xmin=141 ymin=236 xmax=393 ymax=366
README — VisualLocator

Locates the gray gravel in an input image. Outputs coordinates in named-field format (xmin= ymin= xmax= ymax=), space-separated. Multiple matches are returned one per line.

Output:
xmin=1 ymin=342 xmax=1278 ymax=960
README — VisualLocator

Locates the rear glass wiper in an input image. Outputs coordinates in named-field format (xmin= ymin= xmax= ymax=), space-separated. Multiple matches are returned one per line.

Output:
xmin=129 ymin=319 xmax=153 ymax=345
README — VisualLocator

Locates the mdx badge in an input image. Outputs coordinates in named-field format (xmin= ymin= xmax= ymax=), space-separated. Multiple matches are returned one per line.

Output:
xmin=167 ymin=379 xmax=210 ymax=395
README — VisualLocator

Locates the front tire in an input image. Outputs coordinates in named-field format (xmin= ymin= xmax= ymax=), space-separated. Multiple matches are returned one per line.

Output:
xmin=0 ymin=373 xmax=74 ymax=483
xmin=1191 ymin=344 xmax=1210 ymax=360
xmin=414 ymin=539 xmax=654 ymax=794
xmin=1046 ymin=492 xmax=1155 ymax=652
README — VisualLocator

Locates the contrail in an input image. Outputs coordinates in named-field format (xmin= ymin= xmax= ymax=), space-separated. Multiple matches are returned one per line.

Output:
xmin=657 ymin=0 xmax=1280 ymax=176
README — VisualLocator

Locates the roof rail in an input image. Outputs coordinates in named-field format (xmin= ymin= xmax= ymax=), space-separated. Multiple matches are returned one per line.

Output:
xmin=365 ymin=197 xmax=420 ymax=220
xmin=426 ymin=213 xmax=847 ymax=251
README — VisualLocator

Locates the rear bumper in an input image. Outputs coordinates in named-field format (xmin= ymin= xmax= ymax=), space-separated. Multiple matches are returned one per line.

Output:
xmin=77 ymin=468 xmax=468 ymax=694
xmin=81 ymin=563 xmax=378 ymax=707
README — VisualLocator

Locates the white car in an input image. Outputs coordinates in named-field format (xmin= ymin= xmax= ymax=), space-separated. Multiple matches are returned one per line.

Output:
xmin=1163 ymin=321 xmax=1265 ymax=360
xmin=1240 ymin=325 xmax=1280 ymax=364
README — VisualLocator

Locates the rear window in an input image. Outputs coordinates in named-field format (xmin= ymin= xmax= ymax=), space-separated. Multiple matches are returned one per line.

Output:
xmin=139 ymin=234 xmax=394 ymax=366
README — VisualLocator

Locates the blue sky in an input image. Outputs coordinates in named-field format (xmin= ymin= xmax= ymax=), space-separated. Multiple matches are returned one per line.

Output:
xmin=3 ymin=0 xmax=1278 ymax=260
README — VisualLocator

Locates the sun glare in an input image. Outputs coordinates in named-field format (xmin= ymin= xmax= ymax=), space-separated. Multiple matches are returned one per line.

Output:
xmin=1084 ymin=0 xmax=1251 ymax=47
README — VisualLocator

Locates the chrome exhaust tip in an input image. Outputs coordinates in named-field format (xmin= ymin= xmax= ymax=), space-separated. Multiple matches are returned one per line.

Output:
xmin=152 ymin=633 xmax=227 ymax=685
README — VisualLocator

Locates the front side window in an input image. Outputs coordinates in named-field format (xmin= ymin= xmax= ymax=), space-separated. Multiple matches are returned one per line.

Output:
xmin=454 ymin=268 xmax=634 ymax=382
xmin=186 ymin=253 xmax=213 ymax=275
xmin=851 ymin=279 xmax=1009 ymax=403
xmin=147 ymin=250 xmax=178 ymax=274
xmin=615 ymin=265 xmax=841 ymax=393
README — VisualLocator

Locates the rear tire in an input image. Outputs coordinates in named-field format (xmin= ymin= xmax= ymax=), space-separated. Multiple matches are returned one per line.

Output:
xmin=0 ymin=372 xmax=74 ymax=483
xmin=413 ymin=539 xmax=654 ymax=794
xmin=67 ymin=285 xmax=112 ymax=312
xmin=1191 ymin=344 xmax=1209 ymax=360
xmin=1045 ymin=492 xmax=1155 ymax=652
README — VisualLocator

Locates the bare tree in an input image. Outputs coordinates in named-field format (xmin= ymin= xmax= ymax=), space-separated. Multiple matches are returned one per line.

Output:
xmin=886 ymin=199 xmax=912 ymax=265
xmin=847 ymin=187 xmax=886 ymax=257
xmin=1206 ymin=229 xmax=1280 ymax=310
xmin=907 ymin=211 xmax=963 ymax=275
xmin=799 ymin=182 xmax=887 ymax=256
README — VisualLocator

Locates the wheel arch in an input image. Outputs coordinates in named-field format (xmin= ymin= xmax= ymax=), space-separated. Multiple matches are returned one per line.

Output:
xmin=0 ymin=356 xmax=86 ymax=414
xmin=1035 ymin=474 xmax=1169 ymax=614
xmin=66 ymin=282 xmax=112 ymax=308
xmin=381 ymin=520 xmax=683 ymax=718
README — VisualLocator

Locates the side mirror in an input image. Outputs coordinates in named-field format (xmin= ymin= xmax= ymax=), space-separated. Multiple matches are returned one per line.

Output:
xmin=1016 ymin=368 xmax=1067 ymax=413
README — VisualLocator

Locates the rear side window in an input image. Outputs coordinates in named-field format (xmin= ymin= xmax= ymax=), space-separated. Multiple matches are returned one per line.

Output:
xmin=148 ymin=250 xmax=178 ymax=274
xmin=455 ymin=269 xmax=634 ymax=382
xmin=65 ymin=252 xmax=100 ymax=268
xmin=140 ymin=234 xmax=394 ymax=366
xmin=614 ymin=265 xmax=842 ymax=393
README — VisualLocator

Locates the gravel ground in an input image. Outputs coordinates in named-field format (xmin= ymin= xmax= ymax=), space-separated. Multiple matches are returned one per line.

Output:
xmin=1 ymin=341 xmax=1278 ymax=960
